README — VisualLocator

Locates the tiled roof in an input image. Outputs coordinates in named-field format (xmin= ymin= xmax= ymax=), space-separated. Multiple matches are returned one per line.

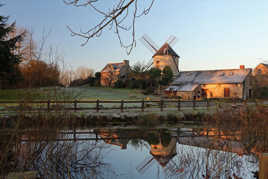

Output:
xmin=172 ymin=69 xmax=251 ymax=85
xmin=101 ymin=62 xmax=125 ymax=72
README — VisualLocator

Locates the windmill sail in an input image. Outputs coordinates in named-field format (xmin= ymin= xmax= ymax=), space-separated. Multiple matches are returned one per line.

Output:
xmin=140 ymin=34 xmax=180 ymax=73
xmin=166 ymin=35 xmax=178 ymax=47
xmin=140 ymin=34 xmax=159 ymax=53
xmin=136 ymin=156 xmax=155 ymax=174
xmin=144 ymin=60 xmax=154 ymax=71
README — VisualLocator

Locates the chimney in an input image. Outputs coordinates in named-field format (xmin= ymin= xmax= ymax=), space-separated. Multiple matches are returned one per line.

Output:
xmin=240 ymin=65 xmax=245 ymax=70
xmin=123 ymin=60 xmax=129 ymax=66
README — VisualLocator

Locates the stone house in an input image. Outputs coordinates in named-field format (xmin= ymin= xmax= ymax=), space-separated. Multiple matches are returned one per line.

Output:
xmin=100 ymin=60 xmax=130 ymax=87
xmin=165 ymin=66 xmax=252 ymax=100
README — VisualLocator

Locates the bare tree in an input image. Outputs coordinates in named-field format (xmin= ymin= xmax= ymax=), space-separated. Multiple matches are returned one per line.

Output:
xmin=75 ymin=66 xmax=94 ymax=80
xmin=18 ymin=28 xmax=51 ymax=62
xmin=18 ymin=29 xmax=61 ymax=87
xmin=60 ymin=69 xmax=75 ymax=86
xmin=64 ymin=0 xmax=155 ymax=54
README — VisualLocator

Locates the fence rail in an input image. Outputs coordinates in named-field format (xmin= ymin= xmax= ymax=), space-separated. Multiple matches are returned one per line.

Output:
xmin=0 ymin=99 xmax=244 ymax=112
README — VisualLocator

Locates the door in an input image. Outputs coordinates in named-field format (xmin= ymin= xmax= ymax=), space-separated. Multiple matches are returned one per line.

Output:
xmin=224 ymin=88 xmax=230 ymax=97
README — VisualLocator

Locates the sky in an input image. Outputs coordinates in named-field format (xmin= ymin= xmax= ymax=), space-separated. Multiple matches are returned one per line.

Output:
xmin=2 ymin=0 xmax=268 ymax=72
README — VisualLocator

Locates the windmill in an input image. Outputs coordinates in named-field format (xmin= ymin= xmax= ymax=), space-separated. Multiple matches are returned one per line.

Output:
xmin=136 ymin=137 xmax=181 ymax=177
xmin=140 ymin=34 xmax=180 ymax=76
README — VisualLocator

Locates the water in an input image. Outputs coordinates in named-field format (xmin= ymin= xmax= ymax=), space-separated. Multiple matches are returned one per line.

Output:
xmin=1 ymin=127 xmax=263 ymax=178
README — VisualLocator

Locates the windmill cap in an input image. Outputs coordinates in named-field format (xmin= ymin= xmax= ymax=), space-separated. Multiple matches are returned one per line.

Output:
xmin=152 ymin=43 xmax=179 ymax=58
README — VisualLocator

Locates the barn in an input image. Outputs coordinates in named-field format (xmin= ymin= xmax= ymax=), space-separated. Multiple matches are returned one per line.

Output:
xmin=165 ymin=66 xmax=252 ymax=100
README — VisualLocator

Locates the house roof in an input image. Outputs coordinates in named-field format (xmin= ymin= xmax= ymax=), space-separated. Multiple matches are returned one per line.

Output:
xmin=101 ymin=62 xmax=126 ymax=72
xmin=260 ymin=63 xmax=268 ymax=68
xmin=152 ymin=43 xmax=179 ymax=58
xmin=172 ymin=69 xmax=251 ymax=86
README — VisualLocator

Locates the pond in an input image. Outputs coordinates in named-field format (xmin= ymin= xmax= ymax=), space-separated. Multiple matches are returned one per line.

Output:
xmin=1 ymin=126 xmax=264 ymax=179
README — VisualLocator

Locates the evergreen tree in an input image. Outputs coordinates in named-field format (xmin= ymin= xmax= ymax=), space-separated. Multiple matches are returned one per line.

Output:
xmin=161 ymin=66 xmax=173 ymax=85
xmin=0 ymin=14 xmax=24 ymax=88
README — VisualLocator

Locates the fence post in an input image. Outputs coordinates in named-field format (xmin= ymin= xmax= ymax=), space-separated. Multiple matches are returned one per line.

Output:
xmin=74 ymin=100 xmax=77 ymax=112
xmin=206 ymin=99 xmax=209 ymax=110
xmin=259 ymin=153 xmax=268 ymax=179
xmin=160 ymin=99 xmax=164 ymax=111
xmin=73 ymin=128 xmax=76 ymax=141
xmin=47 ymin=100 xmax=50 ymax=111
xmin=141 ymin=99 xmax=145 ymax=112
xmin=193 ymin=99 xmax=196 ymax=110
xmin=177 ymin=99 xmax=181 ymax=111
xmin=96 ymin=99 xmax=99 ymax=112
xmin=121 ymin=100 xmax=124 ymax=112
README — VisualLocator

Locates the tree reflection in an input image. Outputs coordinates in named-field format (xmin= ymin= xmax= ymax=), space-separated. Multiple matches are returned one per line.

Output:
xmin=175 ymin=138 xmax=258 ymax=178
xmin=0 ymin=130 xmax=116 ymax=179
xmin=1 ymin=125 xmax=267 ymax=179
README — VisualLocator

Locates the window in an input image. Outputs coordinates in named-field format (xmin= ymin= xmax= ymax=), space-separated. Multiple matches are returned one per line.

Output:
xmin=210 ymin=92 xmax=213 ymax=98
xmin=249 ymin=89 xmax=252 ymax=98
xmin=224 ymin=88 xmax=230 ymax=97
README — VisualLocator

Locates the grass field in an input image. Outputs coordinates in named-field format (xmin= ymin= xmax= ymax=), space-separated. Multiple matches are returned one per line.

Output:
xmin=70 ymin=86 xmax=158 ymax=100
xmin=0 ymin=86 xmax=159 ymax=101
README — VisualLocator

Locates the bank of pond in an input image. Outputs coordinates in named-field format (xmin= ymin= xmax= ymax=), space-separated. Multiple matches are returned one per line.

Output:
xmin=0 ymin=125 xmax=267 ymax=179
xmin=0 ymin=104 xmax=267 ymax=178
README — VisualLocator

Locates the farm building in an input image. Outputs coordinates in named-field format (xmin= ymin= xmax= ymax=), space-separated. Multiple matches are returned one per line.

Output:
xmin=165 ymin=66 xmax=252 ymax=100
xmin=100 ymin=60 xmax=130 ymax=87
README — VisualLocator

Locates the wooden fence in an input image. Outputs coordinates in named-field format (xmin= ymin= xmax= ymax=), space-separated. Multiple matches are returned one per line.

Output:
xmin=0 ymin=99 xmax=244 ymax=112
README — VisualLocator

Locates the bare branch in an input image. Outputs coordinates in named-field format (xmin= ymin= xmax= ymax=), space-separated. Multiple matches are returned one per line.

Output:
xmin=64 ymin=0 xmax=155 ymax=54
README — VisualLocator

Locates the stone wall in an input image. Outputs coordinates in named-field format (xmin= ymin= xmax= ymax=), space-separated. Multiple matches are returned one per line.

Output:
xmin=153 ymin=55 xmax=179 ymax=76
xmin=201 ymin=83 xmax=243 ymax=99
xmin=176 ymin=91 xmax=194 ymax=100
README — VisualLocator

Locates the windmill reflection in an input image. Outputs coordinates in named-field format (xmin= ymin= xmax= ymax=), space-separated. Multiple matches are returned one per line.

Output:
xmin=92 ymin=128 xmax=264 ymax=178
xmin=1 ymin=127 xmax=266 ymax=178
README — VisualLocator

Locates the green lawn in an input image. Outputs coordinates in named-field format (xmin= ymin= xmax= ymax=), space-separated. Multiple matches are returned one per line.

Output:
xmin=0 ymin=86 xmax=159 ymax=113
xmin=70 ymin=86 xmax=158 ymax=100
xmin=0 ymin=88 xmax=48 ymax=100
xmin=0 ymin=86 xmax=158 ymax=101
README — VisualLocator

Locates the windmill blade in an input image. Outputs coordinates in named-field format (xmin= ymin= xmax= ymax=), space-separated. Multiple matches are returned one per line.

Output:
xmin=166 ymin=35 xmax=178 ymax=47
xmin=140 ymin=34 xmax=159 ymax=54
xmin=144 ymin=59 xmax=153 ymax=71
xmin=256 ymin=58 xmax=268 ymax=64
xmin=136 ymin=156 xmax=155 ymax=174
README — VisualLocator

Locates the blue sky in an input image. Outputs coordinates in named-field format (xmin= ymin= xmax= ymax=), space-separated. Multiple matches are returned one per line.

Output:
xmin=2 ymin=0 xmax=268 ymax=71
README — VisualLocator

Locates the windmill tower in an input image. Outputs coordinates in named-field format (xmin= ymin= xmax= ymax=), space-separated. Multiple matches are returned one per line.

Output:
xmin=140 ymin=35 xmax=180 ymax=77
xmin=136 ymin=136 xmax=180 ymax=177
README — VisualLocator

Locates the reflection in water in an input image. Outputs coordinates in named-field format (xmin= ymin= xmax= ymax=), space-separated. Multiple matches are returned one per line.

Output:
xmin=0 ymin=126 xmax=265 ymax=178
xmin=0 ymin=130 xmax=116 ymax=178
